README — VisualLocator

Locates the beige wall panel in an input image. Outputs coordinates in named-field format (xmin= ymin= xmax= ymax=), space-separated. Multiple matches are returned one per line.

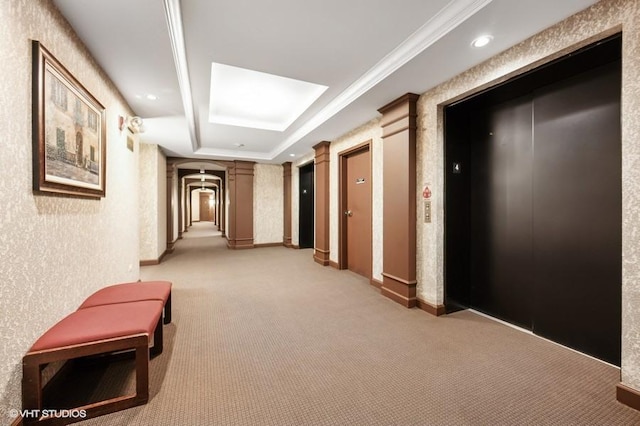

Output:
xmin=0 ymin=0 xmax=140 ymax=411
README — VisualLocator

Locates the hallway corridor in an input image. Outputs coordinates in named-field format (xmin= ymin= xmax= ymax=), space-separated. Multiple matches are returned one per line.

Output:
xmin=70 ymin=231 xmax=640 ymax=425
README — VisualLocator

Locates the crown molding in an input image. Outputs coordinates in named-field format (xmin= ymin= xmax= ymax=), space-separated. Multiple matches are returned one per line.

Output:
xmin=163 ymin=0 xmax=199 ymax=151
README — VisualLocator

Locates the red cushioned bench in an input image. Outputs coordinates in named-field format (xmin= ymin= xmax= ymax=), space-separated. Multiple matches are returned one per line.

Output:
xmin=22 ymin=300 xmax=164 ymax=424
xmin=78 ymin=281 xmax=172 ymax=324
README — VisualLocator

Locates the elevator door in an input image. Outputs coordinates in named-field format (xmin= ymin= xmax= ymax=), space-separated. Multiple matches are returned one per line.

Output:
xmin=445 ymin=36 xmax=621 ymax=365
xmin=532 ymin=62 xmax=621 ymax=364
xmin=299 ymin=163 xmax=314 ymax=249
xmin=469 ymin=95 xmax=534 ymax=329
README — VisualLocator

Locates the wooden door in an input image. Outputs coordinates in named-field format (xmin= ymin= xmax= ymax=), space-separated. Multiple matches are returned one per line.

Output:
xmin=343 ymin=147 xmax=371 ymax=278
xmin=200 ymin=193 xmax=213 ymax=222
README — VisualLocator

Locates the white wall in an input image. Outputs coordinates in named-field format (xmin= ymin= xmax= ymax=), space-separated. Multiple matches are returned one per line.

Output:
xmin=0 ymin=1 xmax=140 ymax=413
xmin=139 ymin=143 xmax=166 ymax=261
xmin=191 ymin=189 xmax=201 ymax=221
xmin=253 ymin=163 xmax=284 ymax=245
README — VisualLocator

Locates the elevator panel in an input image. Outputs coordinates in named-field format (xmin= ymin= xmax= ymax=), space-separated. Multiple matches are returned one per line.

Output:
xmin=444 ymin=34 xmax=621 ymax=365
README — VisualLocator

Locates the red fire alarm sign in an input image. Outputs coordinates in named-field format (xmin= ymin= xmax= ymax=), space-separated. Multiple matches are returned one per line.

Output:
xmin=423 ymin=186 xmax=431 ymax=199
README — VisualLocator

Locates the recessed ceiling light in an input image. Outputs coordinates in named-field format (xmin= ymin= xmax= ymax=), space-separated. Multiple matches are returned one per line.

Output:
xmin=471 ymin=35 xmax=493 ymax=48
xmin=146 ymin=94 xmax=158 ymax=100
xmin=209 ymin=62 xmax=328 ymax=131
xmin=234 ymin=143 xmax=245 ymax=148
xmin=289 ymin=154 xmax=296 ymax=157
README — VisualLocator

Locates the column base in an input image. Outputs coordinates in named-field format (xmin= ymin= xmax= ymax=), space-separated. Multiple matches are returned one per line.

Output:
xmin=313 ymin=248 xmax=330 ymax=266
xmin=381 ymin=272 xmax=416 ymax=308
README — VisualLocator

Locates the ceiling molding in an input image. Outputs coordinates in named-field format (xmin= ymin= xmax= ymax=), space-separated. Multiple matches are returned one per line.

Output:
xmin=164 ymin=0 xmax=492 ymax=162
xmin=195 ymin=147 xmax=274 ymax=161
xmin=163 ymin=0 xmax=199 ymax=152
xmin=268 ymin=0 xmax=493 ymax=159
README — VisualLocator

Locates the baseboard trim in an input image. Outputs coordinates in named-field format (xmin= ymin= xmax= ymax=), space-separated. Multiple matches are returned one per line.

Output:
xmin=255 ymin=242 xmax=284 ymax=248
xmin=227 ymin=243 xmax=255 ymax=250
xmin=381 ymin=287 xmax=416 ymax=308
xmin=140 ymin=249 xmax=168 ymax=266
xmin=329 ymin=260 xmax=339 ymax=269
xmin=617 ymin=383 xmax=640 ymax=412
xmin=370 ymin=278 xmax=383 ymax=289
xmin=416 ymin=298 xmax=446 ymax=316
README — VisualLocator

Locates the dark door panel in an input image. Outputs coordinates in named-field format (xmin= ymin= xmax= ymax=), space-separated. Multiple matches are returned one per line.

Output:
xmin=469 ymin=96 xmax=534 ymax=329
xmin=299 ymin=163 xmax=314 ymax=249
xmin=532 ymin=60 xmax=621 ymax=365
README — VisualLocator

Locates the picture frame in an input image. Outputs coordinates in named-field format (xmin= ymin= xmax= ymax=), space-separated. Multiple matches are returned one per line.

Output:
xmin=32 ymin=40 xmax=106 ymax=198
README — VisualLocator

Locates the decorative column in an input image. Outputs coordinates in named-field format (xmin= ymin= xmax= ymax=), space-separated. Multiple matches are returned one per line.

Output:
xmin=219 ymin=179 xmax=226 ymax=236
xmin=379 ymin=93 xmax=419 ymax=308
xmin=313 ymin=141 xmax=331 ymax=265
xmin=283 ymin=162 xmax=293 ymax=248
xmin=166 ymin=165 xmax=176 ymax=253
xmin=227 ymin=160 xmax=255 ymax=249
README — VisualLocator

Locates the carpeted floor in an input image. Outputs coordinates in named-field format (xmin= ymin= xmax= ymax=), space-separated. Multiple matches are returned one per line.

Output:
xmin=67 ymin=222 xmax=640 ymax=425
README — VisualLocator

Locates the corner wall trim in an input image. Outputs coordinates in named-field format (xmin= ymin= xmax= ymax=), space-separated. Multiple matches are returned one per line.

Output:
xmin=617 ymin=383 xmax=640 ymax=412
xmin=370 ymin=278 xmax=383 ymax=289
xmin=416 ymin=298 xmax=446 ymax=316
xmin=140 ymin=249 xmax=168 ymax=266
xmin=329 ymin=261 xmax=339 ymax=269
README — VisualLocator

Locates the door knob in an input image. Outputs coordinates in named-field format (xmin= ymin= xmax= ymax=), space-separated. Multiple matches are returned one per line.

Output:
xmin=344 ymin=210 xmax=353 ymax=217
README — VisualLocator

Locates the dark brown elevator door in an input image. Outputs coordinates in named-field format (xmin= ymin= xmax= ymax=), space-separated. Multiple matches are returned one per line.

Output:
xmin=470 ymin=96 xmax=534 ymax=329
xmin=345 ymin=148 xmax=371 ymax=278
xmin=446 ymin=36 xmax=622 ymax=365
xmin=532 ymin=61 xmax=621 ymax=364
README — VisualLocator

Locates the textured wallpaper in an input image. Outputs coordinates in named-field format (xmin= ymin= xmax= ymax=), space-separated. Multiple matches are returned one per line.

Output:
xmin=253 ymin=164 xmax=284 ymax=244
xmin=0 ymin=0 xmax=140 ymax=414
xmin=328 ymin=118 xmax=383 ymax=281
xmin=191 ymin=189 xmax=201 ymax=221
xmin=415 ymin=0 xmax=640 ymax=389
xmin=291 ymin=154 xmax=315 ymax=247
xmin=139 ymin=143 xmax=166 ymax=261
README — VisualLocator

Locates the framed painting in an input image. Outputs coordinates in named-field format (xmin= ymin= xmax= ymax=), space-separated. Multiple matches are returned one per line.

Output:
xmin=32 ymin=40 xmax=106 ymax=198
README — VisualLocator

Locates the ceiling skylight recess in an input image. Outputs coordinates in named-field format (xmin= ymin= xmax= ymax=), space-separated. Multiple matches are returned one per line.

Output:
xmin=208 ymin=63 xmax=328 ymax=132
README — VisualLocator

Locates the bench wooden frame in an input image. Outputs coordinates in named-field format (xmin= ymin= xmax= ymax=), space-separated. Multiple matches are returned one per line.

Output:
xmin=21 ymin=316 xmax=163 ymax=425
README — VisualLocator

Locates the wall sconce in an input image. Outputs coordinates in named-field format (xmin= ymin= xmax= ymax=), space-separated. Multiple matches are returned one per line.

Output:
xmin=118 ymin=115 xmax=145 ymax=133
xmin=201 ymin=175 xmax=205 ymax=182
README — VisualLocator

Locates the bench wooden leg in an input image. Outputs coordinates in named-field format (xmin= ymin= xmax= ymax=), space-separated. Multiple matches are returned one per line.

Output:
xmin=150 ymin=316 xmax=163 ymax=357
xmin=163 ymin=292 xmax=172 ymax=324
